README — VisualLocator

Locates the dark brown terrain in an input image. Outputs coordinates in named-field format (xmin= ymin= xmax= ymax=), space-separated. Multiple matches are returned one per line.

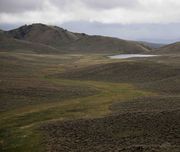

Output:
xmin=0 ymin=23 xmax=180 ymax=152
xmin=42 ymin=110 xmax=180 ymax=152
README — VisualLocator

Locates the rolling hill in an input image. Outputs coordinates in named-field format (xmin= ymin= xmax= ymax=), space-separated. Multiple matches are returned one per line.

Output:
xmin=0 ymin=31 xmax=60 ymax=53
xmin=7 ymin=24 xmax=81 ymax=48
xmin=1 ymin=23 xmax=150 ymax=54
xmin=62 ymin=35 xmax=150 ymax=53
xmin=154 ymin=42 xmax=180 ymax=54
xmin=55 ymin=61 xmax=180 ymax=83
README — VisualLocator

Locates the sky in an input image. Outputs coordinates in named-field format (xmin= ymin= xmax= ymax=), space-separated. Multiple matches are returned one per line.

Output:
xmin=0 ymin=0 xmax=180 ymax=43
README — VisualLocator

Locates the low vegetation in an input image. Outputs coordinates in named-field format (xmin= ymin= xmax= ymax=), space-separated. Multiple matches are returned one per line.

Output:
xmin=0 ymin=51 xmax=179 ymax=152
xmin=0 ymin=24 xmax=150 ymax=54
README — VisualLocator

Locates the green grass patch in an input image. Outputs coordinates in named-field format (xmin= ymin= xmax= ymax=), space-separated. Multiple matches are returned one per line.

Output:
xmin=0 ymin=78 xmax=153 ymax=151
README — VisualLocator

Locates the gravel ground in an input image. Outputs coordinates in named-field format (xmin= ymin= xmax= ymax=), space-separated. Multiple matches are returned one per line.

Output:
xmin=41 ymin=110 xmax=180 ymax=152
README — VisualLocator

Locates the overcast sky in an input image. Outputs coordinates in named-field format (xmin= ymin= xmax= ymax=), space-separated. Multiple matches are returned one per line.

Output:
xmin=0 ymin=0 xmax=180 ymax=43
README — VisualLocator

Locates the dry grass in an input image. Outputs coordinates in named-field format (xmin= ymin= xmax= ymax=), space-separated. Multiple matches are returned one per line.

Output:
xmin=0 ymin=52 xmax=179 ymax=152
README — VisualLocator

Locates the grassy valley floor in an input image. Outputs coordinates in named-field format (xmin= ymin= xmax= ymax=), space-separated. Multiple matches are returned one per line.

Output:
xmin=0 ymin=52 xmax=179 ymax=152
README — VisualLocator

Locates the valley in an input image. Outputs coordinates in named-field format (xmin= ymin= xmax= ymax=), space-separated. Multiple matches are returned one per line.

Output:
xmin=0 ymin=51 xmax=179 ymax=152
xmin=0 ymin=24 xmax=180 ymax=152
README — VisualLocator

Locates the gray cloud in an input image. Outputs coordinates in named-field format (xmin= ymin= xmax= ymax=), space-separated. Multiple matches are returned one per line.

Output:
xmin=60 ymin=21 xmax=180 ymax=43
xmin=0 ymin=0 xmax=43 ymax=13
xmin=1 ymin=0 xmax=180 ymax=24
xmin=1 ymin=21 xmax=180 ymax=43
xmin=0 ymin=0 xmax=180 ymax=43
xmin=82 ymin=0 xmax=139 ymax=9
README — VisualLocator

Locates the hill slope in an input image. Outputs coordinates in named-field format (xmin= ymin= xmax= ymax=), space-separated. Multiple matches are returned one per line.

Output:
xmin=55 ymin=61 xmax=180 ymax=83
xmin=0 ymin=32 xmax=59 ymax=53
xmin=154 ymin=42 xmax=180 ymax=54
xmin=3 ymin=23 xmax=150 ymax=54
xmin=7 ymin=24 xmax=80 ymax=48
xmin=63 ymin=36 xmax=150 ymax=53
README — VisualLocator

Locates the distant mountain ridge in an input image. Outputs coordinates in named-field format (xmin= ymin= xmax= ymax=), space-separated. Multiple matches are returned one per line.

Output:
xmin=138 ymin=41 xmax=165 ymax=49
xmin=0 ymin=23 xmax=152 ymax=54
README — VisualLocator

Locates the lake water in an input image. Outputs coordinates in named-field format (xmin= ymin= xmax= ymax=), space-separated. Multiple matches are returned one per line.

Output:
xmin=109 ymin=54 xmax=158 ymax=59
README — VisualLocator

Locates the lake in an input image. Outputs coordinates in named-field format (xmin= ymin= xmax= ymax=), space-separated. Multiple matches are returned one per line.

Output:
xmin=109 ymin=54 xmax=158 ymax=59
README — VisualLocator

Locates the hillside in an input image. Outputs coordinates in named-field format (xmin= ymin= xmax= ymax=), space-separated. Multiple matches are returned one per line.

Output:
xmin=7 ymin=24 xmax=81 ymax=48
xmin=154 ymin=42 xmax=180 ymax=54
xmin=62 ymin=36 xmax=150 ymax=53
xmin=2 ymin=23 xmax=150 ymax=54
xmin=0 ymin=32 xmax=59 ymax=53
xmin=55 ymin=61 xmax=180 ymax=83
